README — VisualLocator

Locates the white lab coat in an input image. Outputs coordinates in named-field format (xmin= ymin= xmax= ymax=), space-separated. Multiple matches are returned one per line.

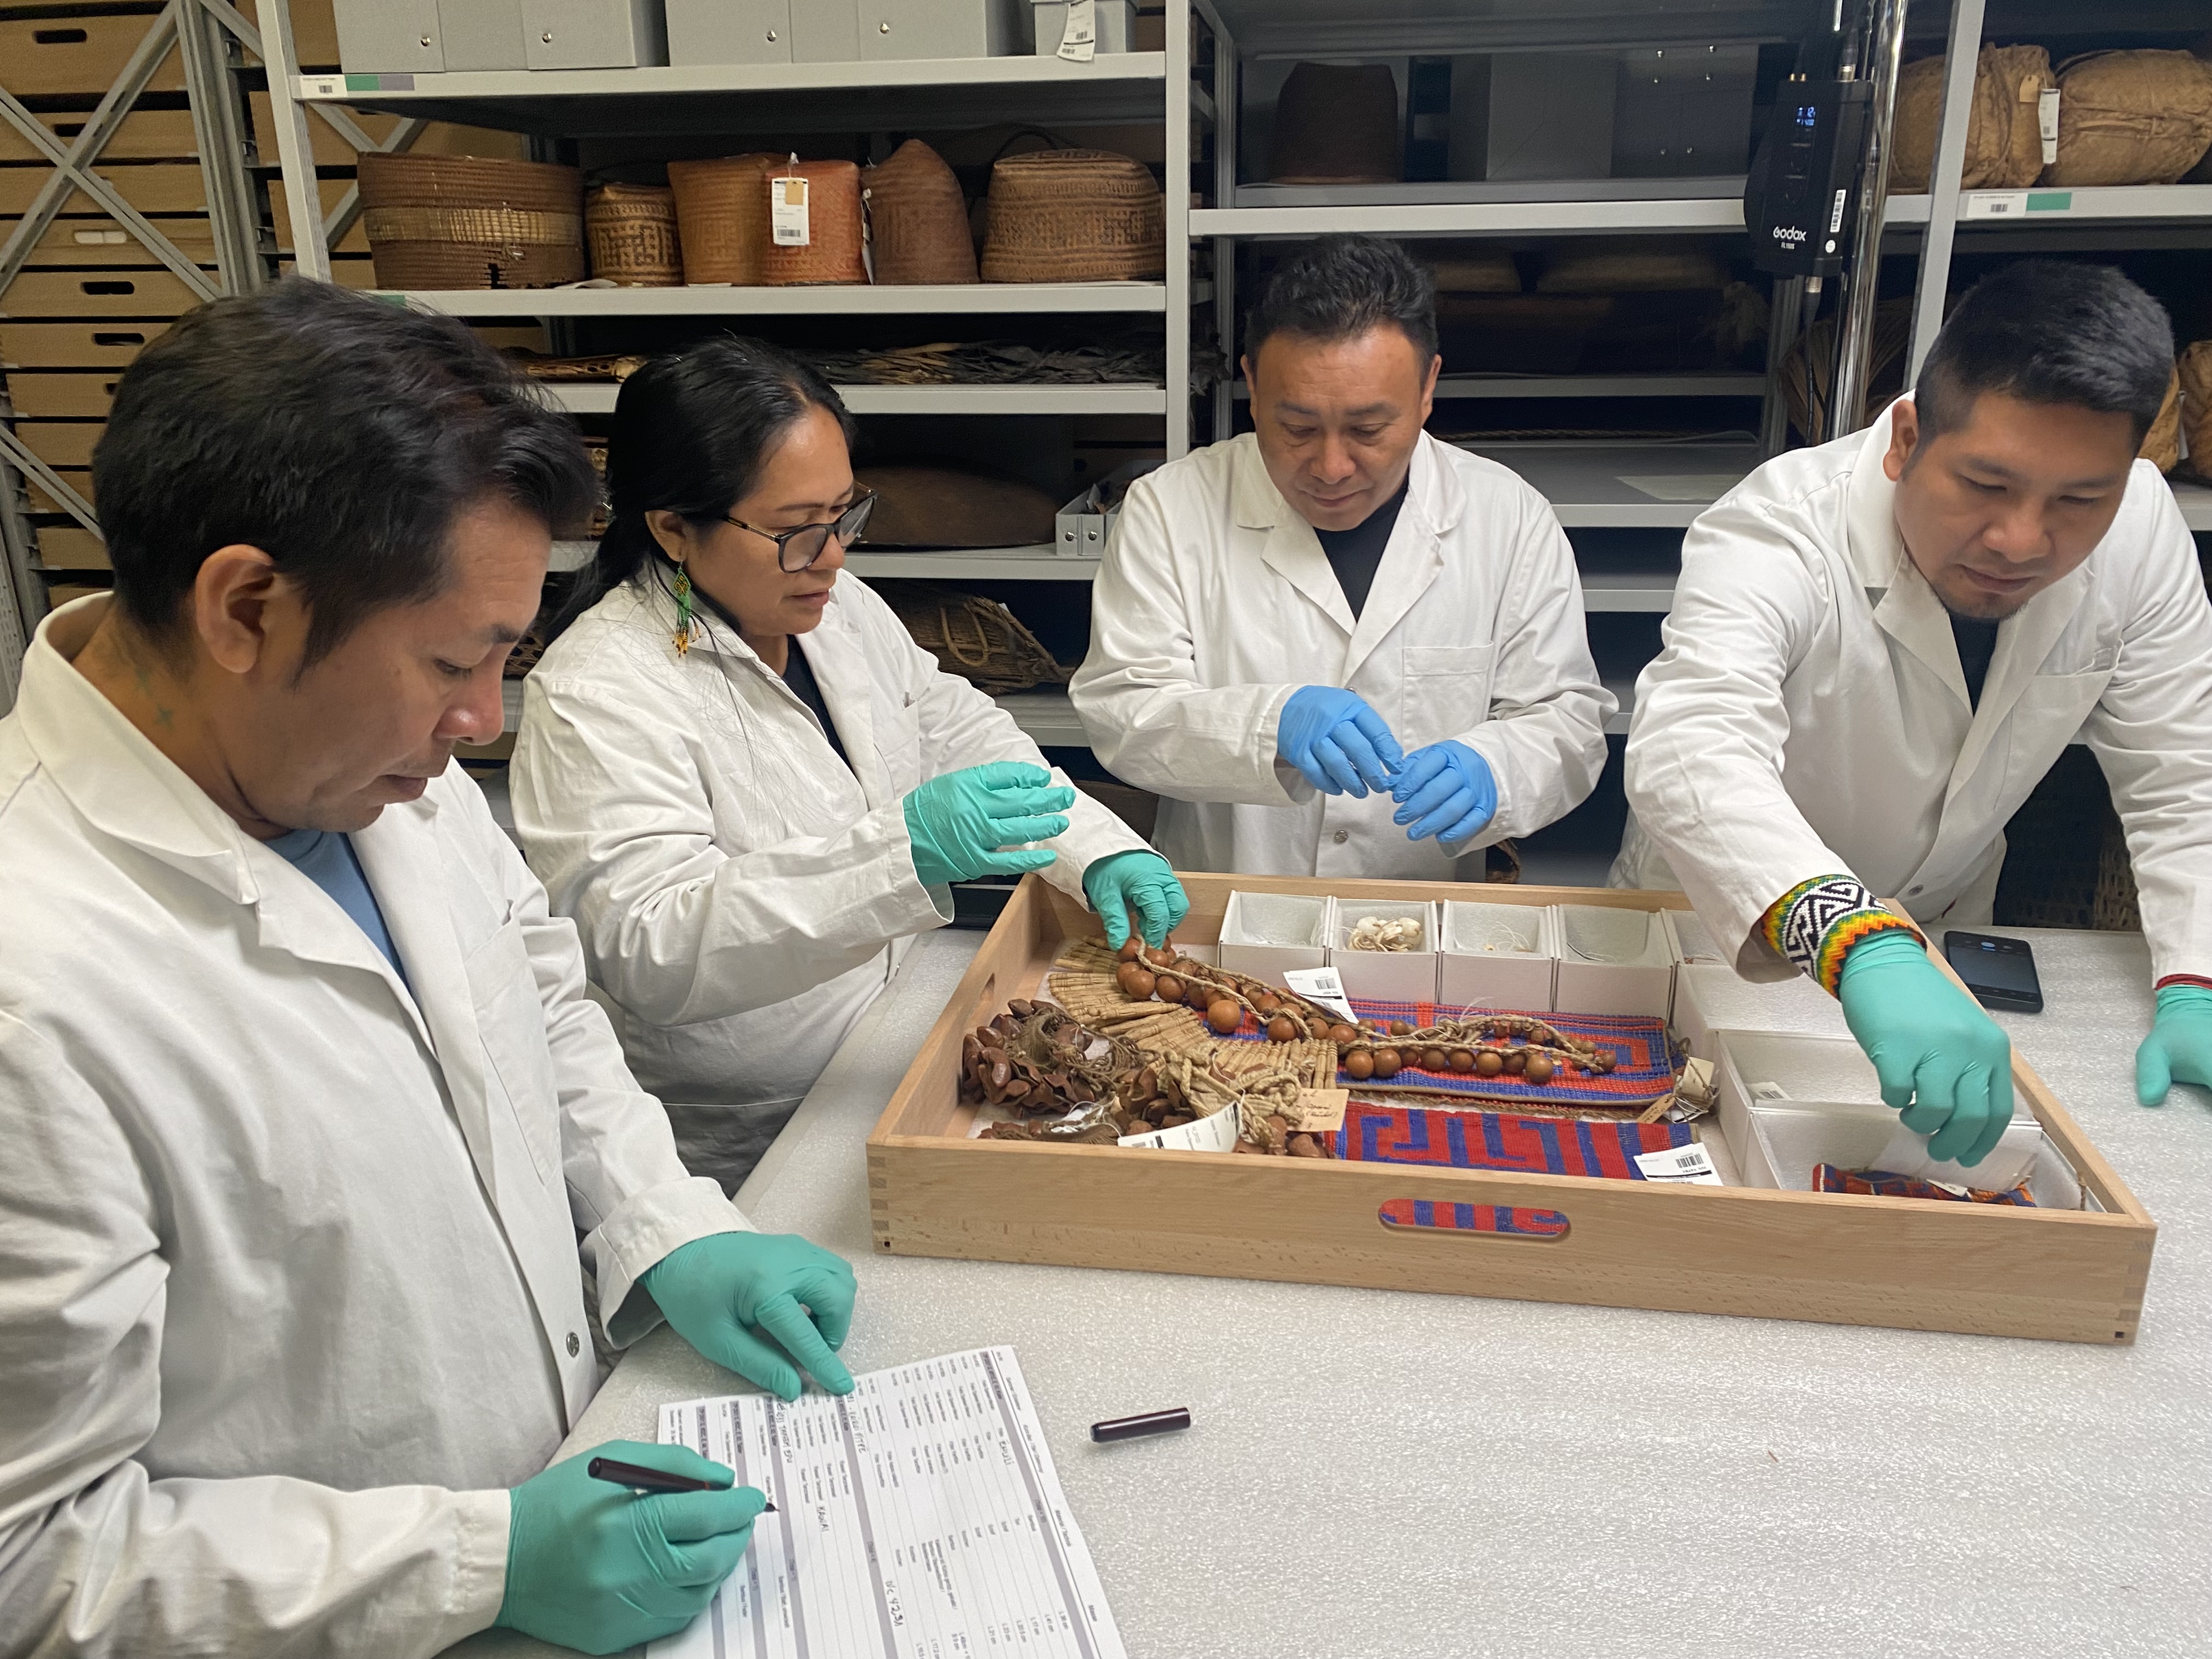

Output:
xmin=1614 ymin=399 xmax=2212 ymax=983
xmin=0 ymin=596 xmax=746 ymax=1658
xmin=1069 ymin=430 xmax=1614 ymax=877
xmin=510 ymin=573 xmax=1145 ymax=1187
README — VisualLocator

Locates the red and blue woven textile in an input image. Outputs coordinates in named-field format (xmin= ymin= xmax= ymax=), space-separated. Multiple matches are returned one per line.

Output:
xmin=1378 ymin=1200 xmax=1570 ymax=1237
xmin=1812 ymin=1165 xmax=2036 ymax=1206
xmin=1338 ymin=1102 xmax=1691 ymax=1176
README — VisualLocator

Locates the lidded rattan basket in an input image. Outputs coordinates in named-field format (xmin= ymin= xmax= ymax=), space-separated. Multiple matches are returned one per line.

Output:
xmin=760 ymin=160 xmax=867 ymax=286
xmin=585 ymin=182 xmax=681 ymax=286
xmin=981 ymin=149 xmax=1164 ymax=283
xmin=358 ymin=154 xmax=584 ymax=290
xmin=864 ymin=139 xmax=977 ymax=285
xmin=666 ymin=153 xmax=781 ymax=284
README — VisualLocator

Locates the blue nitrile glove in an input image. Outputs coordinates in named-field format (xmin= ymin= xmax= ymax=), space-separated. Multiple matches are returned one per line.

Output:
xmin=1082 ymin=850 xmax=1190 ymax=950
xmin=2135 ymin=983 xmax=2212 ymax=1105
xmin=1276 ymin=686 xmax=1404 ymax=798
xmin=1389 ymin=740 xmax=1498 ymax=845
xmin=496 ymin=1440 xmax=765 ymax=1654
xmin=901 ymin=761 xmax=1074 ymax=887
xmin=642 ymin=1231 xmax=857 ymax=1401
xmin=1836 ymin=928 xmax=2014 ymax=1167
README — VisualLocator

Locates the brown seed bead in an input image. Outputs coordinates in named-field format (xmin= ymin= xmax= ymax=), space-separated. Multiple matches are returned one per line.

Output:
xmin=1115 ymin=963 xmax=1156 ymax=999
xmin=1344 ymin=1049 xmax=1375 ymax=1080
xmin=1287 ymin=1133 xmax=1324 ymax=1158
xmin=1253 ymin=992 xmax=1280 ymax=1014
xmin=1308 ymin=1017 xmax=1332 ymax=1041
xmin=1232 ymin=1139 xmax=1262 ymax=1155
xmin=1475 ymin=1051 xmax=1504 ymax=1076
xmin=1266 ymin=1114 xmax=1290 ymax=1137
xmin=1206 ymin=1000 xmax=1244 ymax=1035
xmin=1143 ymin=945 xmax=1176 ymax=969
xmin=1328 ymin=1023 xmax=1359 ymax=1047
xmin=1373 ymin=1048 xmax=1402 ymax=1077
xmin=1422 ymin=1047 xmax=1449 ymax=1072
xmin=1504 ymin=1049 xmax=1528 ymax=1075
xmin=1154 ymin=974 xmax=1185 ymax=1005
xmin=1389 ymin=1020 xmax=1414 ymax=1036
xmin=1266 ymin=1015 xmax=1299 ymax=1043
xmin=1118 ymin=938 xmax=1143 ymax=962
xmin=1159 ymin=1114 xmax=1192 ymax=1129
xmin=1188 ymin=980 xmax=1216 ymax=1010
xmin=1448 ymin=1048 xmax=1476 ymax=1073
xmin=1523 ymin=1054 xmax=1555 ymax=1084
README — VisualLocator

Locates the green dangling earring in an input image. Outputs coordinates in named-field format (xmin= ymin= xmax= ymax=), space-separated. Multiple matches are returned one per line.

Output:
xmin=671 ymin=561 xmax=694 ymax=657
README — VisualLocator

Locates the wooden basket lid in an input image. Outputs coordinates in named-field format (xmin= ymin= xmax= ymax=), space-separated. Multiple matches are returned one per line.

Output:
xmin=357 ymin=151 xmax=582 ymax=212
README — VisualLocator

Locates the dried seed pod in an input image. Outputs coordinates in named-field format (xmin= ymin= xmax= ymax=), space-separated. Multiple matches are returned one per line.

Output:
xmin=1206 ymin=1000 xmax=1244 ymax=1035
xmin=1504 ymin=1049 xmax=1528 ymax=1075
xmin=1118 ymin=938 xmax=1144 ymax=962
xmin=1154 ymin=973 xmax=1186 ymax=1005
xmin=1134 ymin=1064 xmax=1158 ymax=1098
xmin=1116 ymin=962 xmax=1157 ymax=999
xmin=1422 ymin=1047 xmax=1449 ymax=1072
xmin=1524 ymin=1054 xmax=1555 ymax=1084
xmin=1142 ymin=945 xmax=1176 ymax=969
xmin=1007 ymin=998 xmax=1034 ymax=1019
xmin=1327 ymin=1023 xmax=1358 ymax=1047
xmin=1266 ymin=1114 xmax=1290 ymax=1137
xmin=1232 ymin=1139 xmax=1263 ymax=1155
xmin=1307 ymin=1017 xmax=1331 ymax=1041
xmin=1344 ymin=1049 xmax=1375 ymax=1081
xmin=1475 ymin=1050 xmax=1504 ymax=1076
xmin=1287 ymin=1133 xmax=1324 ymax=1158
xmin=1266 ymin=1015 xmax=1299 ymax=1043
xmin=1389 ymin=1020 xmax=1414 ymax=1036
xmin=1187 ymin=980 xmax=1215 ymax=1011
xmin=989 ymin=1058 xmax=1011 ymax=1091
xmin=1373 ymin=1048 xmax=1402 ymax=1077
xmin=1159 ymin=1114 xmax=1192 ymax=1129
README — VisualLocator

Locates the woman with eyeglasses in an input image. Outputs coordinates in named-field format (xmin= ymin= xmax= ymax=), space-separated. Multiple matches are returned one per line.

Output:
xmin=511 ymin=337 xmax=1186 ymax=1190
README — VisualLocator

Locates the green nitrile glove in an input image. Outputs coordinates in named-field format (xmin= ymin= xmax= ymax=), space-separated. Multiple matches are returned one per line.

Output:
xmin=2135 ymin=983 xmax=2212 ymax=1105
xmin=1836 ymin=928 xmax=2015 ymax=1167
xmin=642 ymin=1231 xmax=857 ymax=1401
xmin=1081 ymin=850 xmax=1189 ymax=950
xmin=495 ymin=1440 xmax=764 ymax=1654
xmin=901 ymin=761 xmax=1074 ymax=887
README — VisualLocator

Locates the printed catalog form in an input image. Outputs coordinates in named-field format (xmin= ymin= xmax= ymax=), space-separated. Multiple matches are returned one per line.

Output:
xmin=652 ymin=1346 xmax=1127 ymax=1659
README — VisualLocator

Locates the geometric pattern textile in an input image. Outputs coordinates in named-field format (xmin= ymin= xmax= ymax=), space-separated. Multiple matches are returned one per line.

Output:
xmin=1763 ymin=873 xmax=1922 ymax=994
xmin=1812 ymin=1164 xmax=2036 ymax=1206
xmin=1347 ymin=1105 xmax=1694 ymax=1234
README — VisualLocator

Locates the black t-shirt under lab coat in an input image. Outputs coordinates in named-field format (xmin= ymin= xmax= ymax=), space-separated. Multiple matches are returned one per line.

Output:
xmin=780 ymin=638 xmax=854 ymax=772
xmin=1313 ymin=478 xmax=1409 ymax=622
xmin=1951 ymin=614 xmax=2001 ymax=711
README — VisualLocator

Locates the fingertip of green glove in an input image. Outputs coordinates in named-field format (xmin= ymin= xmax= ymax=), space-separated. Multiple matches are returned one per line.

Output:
xmin=2136 ymin=1036 xmax=2172 ymax=1107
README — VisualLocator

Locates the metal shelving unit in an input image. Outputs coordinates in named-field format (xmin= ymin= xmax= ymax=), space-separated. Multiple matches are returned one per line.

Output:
xmin=543 ymin=383 xmax=1169 ymax=416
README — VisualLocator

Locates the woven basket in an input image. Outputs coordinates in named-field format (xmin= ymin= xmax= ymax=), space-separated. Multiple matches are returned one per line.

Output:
xmin=667 ymin=153 xmax=781 ymax=284
xmin=2179 ymin=340 xmax=2212 ymax=483
xmin=865 ymin=139 xmax=977 ymax=285
xmin=2047 ymin=51 xmax=2212 ymax=187
xmin=2142 ymin=366 xmax=2182 ymax=474
xmin=1269 ymin=61 xmax=1400 ymax=183
xmin=1891 ymin=46 xmax=2054 ymax=192
xmin=358 ymin=154 xmax=584 ymax=290
xmin=881 ymin=582 xmax=1070 ymax=694
xmin=1993 ymin=747 xmax=2141 ymax=931
xmin=981 ymin=149 xmax=1164 ymax=283
xmin=761 ymin=160 xmax=867 ymax=286
xmin=1781 ymin=297 xmax=1911 ymax=444
xmin=585 ymin=182 xmax=681 ymax=286
xmin=1536 ymin=239 xmax=1729 ymax=294
xmin=855 ymin=465 xmax=1058 ymax=548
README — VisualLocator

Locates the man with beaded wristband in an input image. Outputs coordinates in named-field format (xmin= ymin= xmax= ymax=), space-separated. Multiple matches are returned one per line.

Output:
xmin=1613 ymin=263 xmax=2212 ymax=1167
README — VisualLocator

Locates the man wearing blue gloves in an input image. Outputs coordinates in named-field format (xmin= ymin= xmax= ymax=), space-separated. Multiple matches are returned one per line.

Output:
xmin=1074 ymin=235 xmax=1613 ymax=877
xmin=1618 ymin=263 xmax=2212 ymax=1164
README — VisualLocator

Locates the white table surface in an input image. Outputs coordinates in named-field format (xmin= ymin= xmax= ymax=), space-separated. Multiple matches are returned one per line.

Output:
xmin=453 ymin=925 xmax=2212 ymax=1659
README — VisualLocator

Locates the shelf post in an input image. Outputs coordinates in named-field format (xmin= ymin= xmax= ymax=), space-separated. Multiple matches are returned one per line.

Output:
xmin=178 ymin=0 xmax=269 ymax=292
xmin=1165 ymin=1 xmax=1194 ymax=459
xmin=1905 ymin=0 xmax=1987 ymax=384
xmin=255 ymin=0 xmax=331 ymax=283
xmin=1830 ymin=0 xmax=1910 ymax=435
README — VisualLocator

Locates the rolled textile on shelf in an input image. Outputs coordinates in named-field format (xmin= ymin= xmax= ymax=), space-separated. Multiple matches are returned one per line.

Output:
xmin=761 ymin=160 xmax=868 ymax=286
xmin=1268 ymin=61 xmax=1400 ymax=184
xmin=585 ymin=182 xmax=681 ymax=286
xmin=865 ymin=139 xmax=978 ymax=285
xmin=2140 ymin=366 xmax=2182 ymax=475
xmin=1889 ymin=45 xmax=2054 ymax=193
xmin=981 ymin=149 xmax=1164 ymax=282
xmin=1534 ymin=238 xmax=1729 ymax=294
xmin=2179 ymin=341 xmax=2212 ymax=483
xmin=1423 ymin=252 xmax=1521 ymax=294
xmin=358 ymin=154 xmax=584 ymax=290
xmin=666 ymin=153 xmax=781 ymax=284
xmin=2045 ymin=50 xmax=2212 ymax=187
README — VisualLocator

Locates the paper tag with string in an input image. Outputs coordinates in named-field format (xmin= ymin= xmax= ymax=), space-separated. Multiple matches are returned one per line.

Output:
xmin=1119 ymin=1106 xmax=1240 ymax=1153
xmin=1056 ymin=0 xmax=1098 ymax=63
xmin=1284 ymin=1088 xmax=1348 ymax=1134
xmin=770 ymin=157 xmax=810 ymax=246
xmin=2037 ymin=87 xmax=2060 ymax=165
xmin=1281 ymin=966 xmax=1356 ymax=1023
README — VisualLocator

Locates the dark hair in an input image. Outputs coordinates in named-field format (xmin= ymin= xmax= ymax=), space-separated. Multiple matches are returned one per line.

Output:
xmin=565 ymin=336 xmax=856 ymax=625
xmin=94 ymin=278 xmax=596 ymax=667
xmin=1243 ymin=234 xmax=1438 ymax=364
xmin=1914 ymin=261 xmax=2174 ymax=444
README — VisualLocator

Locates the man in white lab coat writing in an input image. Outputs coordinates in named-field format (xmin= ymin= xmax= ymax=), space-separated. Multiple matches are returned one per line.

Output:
xmin=1072 ymin=235 xmax=1614 ymax=877
xmin=0 ymin=284 xmax=856 ymax=1657
xmin=1616 ymin=262 xmax=2212 ymax=1167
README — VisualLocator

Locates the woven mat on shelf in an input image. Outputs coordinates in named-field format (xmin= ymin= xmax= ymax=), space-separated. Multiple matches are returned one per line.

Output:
xmin=515 ymin=352 xmax=651 ymax=382
xmin=799 ymin=338 xmax=1164 ymax=387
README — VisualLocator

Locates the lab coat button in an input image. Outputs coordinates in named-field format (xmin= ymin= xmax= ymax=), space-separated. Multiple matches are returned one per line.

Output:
xmin=566 ymin=1331 xmax=580 ymax=1358
xmin=1332 ymin=829 xmax=1349 ymax=844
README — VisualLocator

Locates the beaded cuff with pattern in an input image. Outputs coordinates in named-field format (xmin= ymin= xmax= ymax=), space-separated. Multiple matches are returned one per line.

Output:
xmin=1760 ymin=874 xmax=1923 ymax=997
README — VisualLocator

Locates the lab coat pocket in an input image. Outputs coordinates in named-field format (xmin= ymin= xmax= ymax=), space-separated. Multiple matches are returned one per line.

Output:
xmin=1401 ymin=642 xmax=1498 ymax=747
xmin=873 ymin=698 xmax=924 ymax=797
xmin=463 ymin=919 xmax=563 ymax=1188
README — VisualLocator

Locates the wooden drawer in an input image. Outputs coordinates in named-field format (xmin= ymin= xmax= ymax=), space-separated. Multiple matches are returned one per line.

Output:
xmin=0 ymin=17 xmax=189 ymax=96
xmin=1 ymin=320 xmax=171 ymax=369
xmin=5 ymin=372 xmax=120 ymax=417
xmin=13 ymin=421 xmax=104 ymax=469
xmin=0 ymin=163 xmax=208 ymax=217
xmin=4 ymin=269 xmax=206 ymax=318
xmin=7 ymin=216 xmax=221 ymax=268
xmin=44 ymin=582 xmax=110 ymax=612
xmin=33 ymin=526 xmax=109 ymax=571
xmin=26 ymin=469 xmax=95 ymax=514
xmin=0 ymin=109 xmax=201 ymax=165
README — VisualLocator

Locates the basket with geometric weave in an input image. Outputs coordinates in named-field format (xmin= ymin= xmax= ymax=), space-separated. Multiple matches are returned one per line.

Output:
xmin=880 ymin=582 xmax=1071 ymax=694
xmin=1992 ymin=747 xmax=2142 ymax=931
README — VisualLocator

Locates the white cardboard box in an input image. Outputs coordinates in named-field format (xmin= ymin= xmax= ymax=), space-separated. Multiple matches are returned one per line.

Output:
xmin=1436 ymin=900 xmax=1556 ymax=1013
xmin=1662 ymin=907 xmax=1727 ymax=968
xmin=1553 ymin=904 xmax=1672 ymax=1019
xmin=1327 ymin=899 xmax=1440 ymax=1004
xmin=1672 ymin=963 xmax=1850 ymax=1061
xmin=1216 ymin=891 xmax=1328 ymax=989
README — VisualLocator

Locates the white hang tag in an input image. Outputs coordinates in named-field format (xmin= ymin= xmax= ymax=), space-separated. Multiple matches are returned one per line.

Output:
xmin=1633 ymin=1142 xmax=1723 ymax=1185
xmin=1119 ymin=1106 xmax=1240 ymax=1153
xmin=770 ymin=170 xmax=810 ymax=247
xmin=1057 ymin=0 xmax=1098 ymax=63
xmin=1281 ymin=966 xmax=1357 ymax=1023
xmin=2038 ymin=87 xmax=2060 ymax=164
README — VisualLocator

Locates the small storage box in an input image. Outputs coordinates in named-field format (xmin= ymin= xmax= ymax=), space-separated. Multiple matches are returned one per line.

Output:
xmin=667 ymin=0 xmax=790 ymax=65
xmin=1661 ymin=907 xmax=1726 ymax=968
xmin=1436 ymin=900 xmax=1556 ymax=1012
xmin=335 ymin=0 xmax=446 ymax=73
xmin=1327 ymin=899 xmax=1440 ymax=1003
xmin=521 ymin=0 xmax=667 ymax=70
xmin=440 ymin=0 xmax=527 ymax=70
xmin=1216 ymin=890 xmax=1329 ymax=989
xmin=1554 ymin=903 xmax=1673 ymax=1019
xmin=1672 ymin=962 xmax=1847 ymax=1061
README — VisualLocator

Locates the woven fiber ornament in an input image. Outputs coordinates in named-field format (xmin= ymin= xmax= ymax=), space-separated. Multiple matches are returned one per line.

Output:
xmin=2045 ymin=50 xmax=2212 ymax=188
xmin=1889 ymin=46 xmax=2054 ymax=192
xmin=585 ymin=182 xmax=681 ymax=286
xmin=761 ymin=160 xmax=868 ymax=286
xmin=981 ymin=149 xmax=1164 ymax=282
xmin=667 ymin=153 xmax=781 ymax=284
xmin=881 ymin=582 xmax=1070 ymax=695
xmin=1268 ymin=61 xmax=1400 ymax=184
xmin=357 ymin=154 xmax=583 ymax=290
xmin=864 ymin=139 xmax=978 ymax=285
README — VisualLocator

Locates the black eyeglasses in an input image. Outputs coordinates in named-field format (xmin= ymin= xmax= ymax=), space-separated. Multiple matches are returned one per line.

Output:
xmin=724 ymin=489 xmax=877 ymax=573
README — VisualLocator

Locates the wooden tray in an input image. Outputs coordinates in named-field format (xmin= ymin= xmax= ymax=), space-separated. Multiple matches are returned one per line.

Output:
xmin=868 ymin=873 xmax=2157 ymax=1345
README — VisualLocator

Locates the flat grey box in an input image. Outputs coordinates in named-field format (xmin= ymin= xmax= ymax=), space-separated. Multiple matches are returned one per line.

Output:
xmin=1485 ymin=52 xmax=1616 ymax=181
xmin=335 ymin=0 xmax=446 ymax=74
xmin=1053 ymin=459 xmax=1156 ymax=558
xmin=439 ymin=0 xmax=527 ymax=71
xmin=668 ymin=0 xmax=791 ymax=65
xmin=1031 ymin=0 xmax=1132 ymax=55
xmin=857 ymin=0 xmax=1026 ymax=62
xmin=794 ymin=1 xmax=862 ymax=60
xmin=521 ymin=0 xmax=667 ymax=69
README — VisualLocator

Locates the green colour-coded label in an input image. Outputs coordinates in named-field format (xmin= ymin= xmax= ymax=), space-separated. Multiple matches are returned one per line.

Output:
xmin=343 ymin=73 xmax=379 ymax=91
xmin=2025 ymin=191 xmax=2074 ymax=213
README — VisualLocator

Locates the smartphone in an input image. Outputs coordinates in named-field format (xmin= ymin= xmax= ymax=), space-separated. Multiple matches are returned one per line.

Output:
xmin=1944 ymin=930 xmax=2044 ymax=1013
